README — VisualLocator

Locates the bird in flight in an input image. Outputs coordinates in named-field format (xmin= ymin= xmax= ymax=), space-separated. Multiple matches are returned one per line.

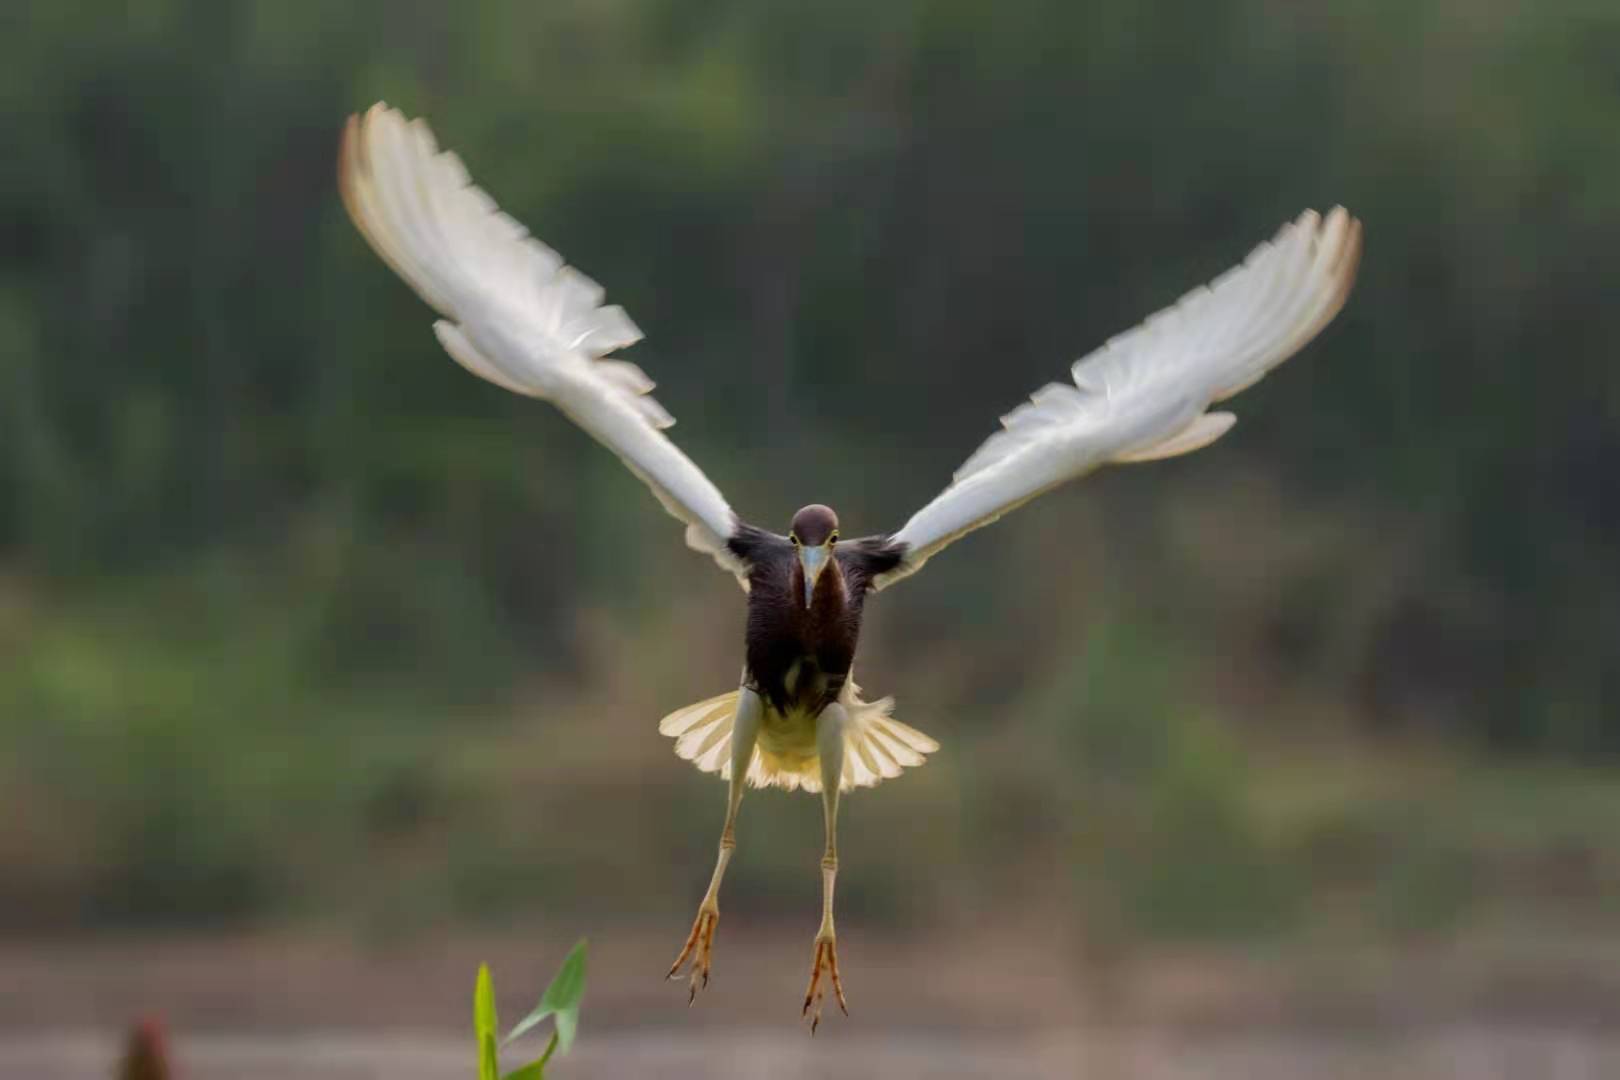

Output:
xmin=339 ymin=103 xmax=1362 ymax=1032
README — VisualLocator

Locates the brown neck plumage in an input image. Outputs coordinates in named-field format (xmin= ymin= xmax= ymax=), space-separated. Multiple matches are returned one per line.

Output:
xmin=793 ymin=554 xmax=847 ymax=625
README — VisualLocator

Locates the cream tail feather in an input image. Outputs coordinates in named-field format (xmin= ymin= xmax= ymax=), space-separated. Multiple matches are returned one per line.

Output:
xmin=658 ymin=682 xmax=938 ymax=793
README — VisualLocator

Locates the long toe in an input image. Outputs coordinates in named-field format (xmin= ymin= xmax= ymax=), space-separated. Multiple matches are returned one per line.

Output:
xmin=668 ymin=907 xmax=720 ymax=1004
xmin=802 ymin=935 xmax=848 ymax=1034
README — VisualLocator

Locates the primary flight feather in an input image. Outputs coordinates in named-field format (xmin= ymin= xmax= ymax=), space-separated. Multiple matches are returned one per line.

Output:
xmin=339 ymin=105 xmax=745 ymax=582
xmin=339 ymin=102 xmax=1362 ymax=1032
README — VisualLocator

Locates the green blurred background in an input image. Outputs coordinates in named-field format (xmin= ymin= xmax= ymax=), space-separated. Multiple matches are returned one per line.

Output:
xmin=2 ymin=0 xmax=1619 ymax=1066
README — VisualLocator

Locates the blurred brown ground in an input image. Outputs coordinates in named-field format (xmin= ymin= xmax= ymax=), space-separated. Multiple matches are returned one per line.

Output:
xmin=5 ymin=925 xmax=1620 ymax=1079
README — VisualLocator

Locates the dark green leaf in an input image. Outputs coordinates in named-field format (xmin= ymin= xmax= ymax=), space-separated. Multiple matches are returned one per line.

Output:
xmin=538 ymin=1031 xmax=560 ymax=1070
xmin=504 ymin=939 xmax=588 ymax=1054
xmin=502 ymin=1061 xmax=545 ymax=1080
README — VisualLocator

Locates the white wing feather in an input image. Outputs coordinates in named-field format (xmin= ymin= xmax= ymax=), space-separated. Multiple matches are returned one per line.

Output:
xmin=340 ymin=104 xmax=745 ymax=583
xmin=876 ymin=207 xmax=1362 ymax=589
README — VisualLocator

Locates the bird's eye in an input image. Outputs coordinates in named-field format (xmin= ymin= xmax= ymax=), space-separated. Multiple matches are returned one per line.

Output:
xmin=829 ymin=532 xmax=839 ymax=545
xmin=790 ymin=533 xmax=800 ymax=546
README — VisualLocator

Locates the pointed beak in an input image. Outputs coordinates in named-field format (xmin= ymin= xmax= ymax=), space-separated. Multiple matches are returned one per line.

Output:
xmin=799 ymin=543 xmax=831 ymax=607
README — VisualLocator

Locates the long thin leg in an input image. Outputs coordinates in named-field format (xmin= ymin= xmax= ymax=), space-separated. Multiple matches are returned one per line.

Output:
xmin=668 ymin=686 xmax=763 ymax=1003
xmin=803 ymin=701 xmax=849 ymax=1033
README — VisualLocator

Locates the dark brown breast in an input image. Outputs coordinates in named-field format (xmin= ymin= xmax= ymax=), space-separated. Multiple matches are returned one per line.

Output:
xmin=728 ymin=526 xmax=905 ymax=715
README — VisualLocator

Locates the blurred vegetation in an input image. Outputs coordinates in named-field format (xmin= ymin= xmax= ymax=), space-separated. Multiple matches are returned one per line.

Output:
xmin=1 ymin=0 xmax=1617 ymax=945
xmin=478 ymin=940 xmax=587 ymax=1079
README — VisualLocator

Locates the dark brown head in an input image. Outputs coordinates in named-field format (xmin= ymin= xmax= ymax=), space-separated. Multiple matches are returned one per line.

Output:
xmin=789 ymin=504 xmax=840 ymax=606
xmin=789 ymin=504 xmax=839 ymax=547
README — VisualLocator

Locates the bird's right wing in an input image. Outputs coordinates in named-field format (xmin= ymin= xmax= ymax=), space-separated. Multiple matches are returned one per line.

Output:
xmin=874 ymin=207 xmax=1362 ymax=589
xmin=340 ymin=103 xmax=749 ymax=585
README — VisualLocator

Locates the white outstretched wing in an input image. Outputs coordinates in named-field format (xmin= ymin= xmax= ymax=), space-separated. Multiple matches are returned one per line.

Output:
xmin=340 ymin=103 xmax=746 ymax=584
xmin=876 ymin=207 xmax=1362 ymax=589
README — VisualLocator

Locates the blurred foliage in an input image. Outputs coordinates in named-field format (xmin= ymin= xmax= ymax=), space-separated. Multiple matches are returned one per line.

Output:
xmin=476 ymin=941 xmax=587 ymax=1079
xmin=1 ymin=0 xmax=1617 ymax=940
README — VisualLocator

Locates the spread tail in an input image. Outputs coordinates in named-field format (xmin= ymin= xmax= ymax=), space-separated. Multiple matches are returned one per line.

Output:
xmin=658 ymin=685 xmax=938 ymax=793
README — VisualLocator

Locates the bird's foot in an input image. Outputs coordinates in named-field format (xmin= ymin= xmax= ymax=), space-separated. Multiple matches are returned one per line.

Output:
xmin=801 ymin=930 xmax=848 ymax=1034
xmin=666 ymin=904 xmax=719 ymax=1004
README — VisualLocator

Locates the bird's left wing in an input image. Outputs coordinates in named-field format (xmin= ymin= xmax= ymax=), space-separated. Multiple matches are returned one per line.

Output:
xmin=340 ymin=104 xmax=748 ymax=584
xmin=873 ymin=207 xmax=1362 ymax=590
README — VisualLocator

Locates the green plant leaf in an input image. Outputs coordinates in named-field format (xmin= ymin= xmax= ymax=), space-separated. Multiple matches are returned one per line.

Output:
xmin=537 ymin=1031 xmax=560 ymax=1070
xmin=480 ymin=1033 xmax=500 ymax=1080
xmin=501 ymin=1060 xmax=544 ymax=1080
xmin=504 ymin=939 xmax=588 ymax=1054
xmin=475 ymin=964 xmax=499 ymax=1080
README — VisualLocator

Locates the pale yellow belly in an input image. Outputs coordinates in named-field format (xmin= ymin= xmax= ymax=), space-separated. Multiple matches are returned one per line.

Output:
xmin=756 ymin=704 xmax=822 ymax=775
